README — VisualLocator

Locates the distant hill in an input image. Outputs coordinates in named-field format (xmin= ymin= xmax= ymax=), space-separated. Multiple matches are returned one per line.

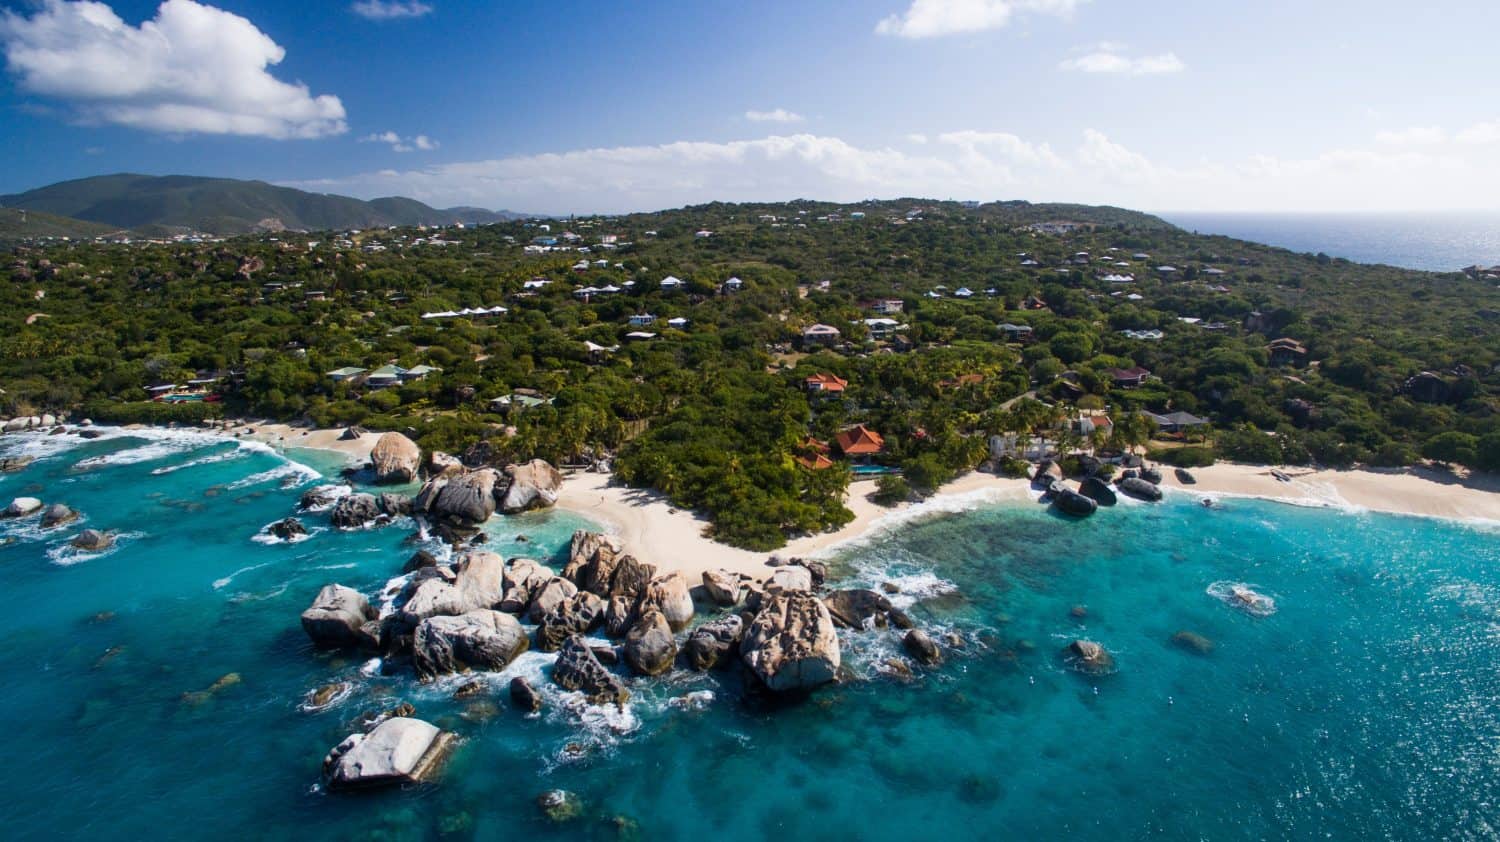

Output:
xmin=0 ymin=207 xmax=122 ymax=240
xmin=0 ymin=174 xmax=527 ymax=236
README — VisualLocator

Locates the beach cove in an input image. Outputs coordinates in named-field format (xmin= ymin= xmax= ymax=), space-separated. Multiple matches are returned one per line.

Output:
xmin=2 ymin=425 xmax=1499 ymax=839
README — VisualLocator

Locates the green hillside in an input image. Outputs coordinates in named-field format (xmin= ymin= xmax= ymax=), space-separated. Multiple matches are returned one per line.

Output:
xmin=0 ymin=207 xmax=120 ymax=240
xmin=0 ymin=174 xmax=520 ymax=236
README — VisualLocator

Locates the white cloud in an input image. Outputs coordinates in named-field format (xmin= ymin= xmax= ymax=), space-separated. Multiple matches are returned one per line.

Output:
xmin=906 ymin=133 xmax=929 ymax=144
xmin=350 ymin=1 xmax=433 ymax=20
xmin=1375 ymin=126 xmax=1446 ymax=146
xmin=361 ymin=131 xmax=439 ymax=152
xmin=0 ymin=0 xmax=345 ymax=139
xmin=745 ymin=108 xmax=804 ymax=123
xmin=287 ymin=123 xmax=1500 ymax=214
xmin=1060 ymin=43 xmax=1185 ymax=75
xmin=1456 ymin=119 xmax=1500 ymax=145
xmin=876 ymin=0 xmax=1083 ymax=38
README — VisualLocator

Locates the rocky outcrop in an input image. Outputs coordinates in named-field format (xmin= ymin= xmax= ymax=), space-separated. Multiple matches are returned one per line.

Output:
xmin=417 ymin=468 xmax=502 ymax=526
xmin=70 ymin=529 xmax=114 ymax=551
xmin=330 ymin=493 xmax=383 ymax=529
xmin=1139 ymin=467 xmax=1163 ymax=485
xmin=550 ymin=635 xmax=629 ymax=705
xmin=1 ymin=455 xmax=35 ymax=472
xmin=427 ymin=451 xmax=464 ymax=478
xmin=1050 ymin=487 xmax=1097 ymax=518
xmin=1033 ymin=460 xmax=1063 ymax=488
xmin=903 ymin=629 xmax=942 ymax=665
xmin=510 ymin=676 xmax=543 ymax=712
xmin=639 ymin=572 xmax=694 ymax=630
xmin=412 ymin=610 xmax=529 ymax=680
xmin=378 ymin=493 xmax=412 ymax=517
xmin=623 ymin=610 xmax=677 ymax=676
xmin=322 ymin=717 xmax=456 ymax=791
xmin=498 ymin=557 xmax=552 ymax=614
xmin=269 ymin=517 xmax=307 ymax=540
xmin=1116 ymin=477 xmax=1163 ymax=502
xmin=768 ymin=565 xmax=813 ymax=593
xmin=741 ymin=591 xmax=841 ymax=691
xmin=604 ymin=595 xmax=634 ymax=638
xmin=396 ymin=551 xmax=506 ymax=627
xmin=301 ymin=584 xmax=378 ymax=649
xmin=40 ymin=503 xmax=77 ymax=529
xmin=703 ymin=569 xmax=747 ymax=606
xmin=536 ymin=592 xmax=607 ymax=651
xmin=563 ymin=531 xmax=624 ymax=586
xmin=1064 ymin=639 xmax=1115 ymax=675
xmin=685 ymin=615 xmax=744 ymax=670
xmin=526 ymin=577 xmax=579 ymax=623
xmin=299 ymin=484 xmax=349 ymax=511
xmin=370 ymin=432 xmax=421 ymax=484
xmin=822 ymin=589 xmax=911 ymax=630
xmin=498 ymin=459 xmax=563 ymax=513
xmin=1078 ymin=476 xmax=1117 ymax=506
xmin=2 ymin=497 xmax=42 ymax=518
xmin=1404 ymin=371 xmax=1450 ymax=404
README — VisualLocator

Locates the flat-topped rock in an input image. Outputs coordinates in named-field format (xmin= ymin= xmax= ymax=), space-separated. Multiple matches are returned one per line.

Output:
xmin=413 ymin=610 xmax=529 ymax=680
xmin=322 ymin=717 xmax=455 ymax=791
xmin=2 ymin=497 xmax=42 ymax=518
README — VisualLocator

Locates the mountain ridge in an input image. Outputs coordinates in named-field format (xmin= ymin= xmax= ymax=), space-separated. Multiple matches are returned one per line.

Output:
xmin=0 ymin=173 xmax=529 ymax=236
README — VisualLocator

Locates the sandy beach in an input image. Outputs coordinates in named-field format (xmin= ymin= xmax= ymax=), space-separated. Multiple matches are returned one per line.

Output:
xmin=1171 ymin=462 xmax=1500 ymax=522
xmin=225 ymin=420 xmax=1499 ymax=579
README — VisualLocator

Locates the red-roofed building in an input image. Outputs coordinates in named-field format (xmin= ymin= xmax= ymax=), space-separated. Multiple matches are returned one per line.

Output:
xmin=796 ymin=453 xmax=835 ymax=470
xmin=835 ymin=424 xmax=886 ymax=457
xmin=803 ymin=372 xmax=848 ymax=394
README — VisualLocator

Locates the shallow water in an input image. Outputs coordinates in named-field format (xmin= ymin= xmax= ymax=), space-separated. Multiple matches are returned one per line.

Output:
xmin=2 ymin=430 xmax=1499 ymax=840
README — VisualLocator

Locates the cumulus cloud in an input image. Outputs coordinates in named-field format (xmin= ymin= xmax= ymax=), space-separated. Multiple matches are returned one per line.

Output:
xmin=286 ymin=123 xmax=1500 ymax=214
xmin=876 ymin=0 xmax=1084 ymax=38
xmin=745 ymin=108 xmax=804 ymax=123
xmin=0 ymin=0 xmax=345 ymax=139
xmin=1374 ymin=126 xmax=1446 ymax=146
xmin=350 ymin=1 xmax=433 ymax=20
xmin=1060 ymin=43 xmax=1185 ymax=75
xmin=361 ymin=130 xmax=438 ymax=152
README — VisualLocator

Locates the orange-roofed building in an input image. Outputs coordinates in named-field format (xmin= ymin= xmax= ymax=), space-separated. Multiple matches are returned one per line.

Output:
xmin=835 ymin=424 xmax=886 ymax=457
xmin=804 ymin=372 xmax=848 ymax=394
xmin=796 ymin=453 xmax=835 ymax=470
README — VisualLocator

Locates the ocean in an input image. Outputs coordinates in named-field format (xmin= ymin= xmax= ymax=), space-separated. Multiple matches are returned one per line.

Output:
xmin=1161 ymin=212 xmax=1500 ymax=272
xmin=3 ymin=429 xmax=1499 ymax=840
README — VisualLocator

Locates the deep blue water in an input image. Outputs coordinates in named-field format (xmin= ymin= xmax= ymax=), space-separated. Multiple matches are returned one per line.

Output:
xmin=2 ymin=429 xmax=1499 ymax=840
xmin=1162 ymin=212 xmax=1500 ymax=272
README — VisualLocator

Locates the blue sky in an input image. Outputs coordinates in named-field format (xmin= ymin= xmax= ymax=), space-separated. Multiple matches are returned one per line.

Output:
xmin=3 ymin=0 xmax=1500 ymax=213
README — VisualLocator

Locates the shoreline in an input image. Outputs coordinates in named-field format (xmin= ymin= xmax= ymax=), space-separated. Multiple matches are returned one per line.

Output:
xmin=108 ymin=420 xmax=1498 ymax=575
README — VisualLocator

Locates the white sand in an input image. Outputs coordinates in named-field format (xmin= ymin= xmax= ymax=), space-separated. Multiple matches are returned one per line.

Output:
xmin=555 ymin=470 xmax=1037 ymax=583
xmin=1169 ymin=462 xmax=1500 ymax=522
xmin=227 ymin=421 xmax=377 ymax=463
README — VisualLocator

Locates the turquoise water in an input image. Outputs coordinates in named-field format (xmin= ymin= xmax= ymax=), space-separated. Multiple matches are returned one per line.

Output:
xmin=2 ymin=430 xmax=1499 ymax=840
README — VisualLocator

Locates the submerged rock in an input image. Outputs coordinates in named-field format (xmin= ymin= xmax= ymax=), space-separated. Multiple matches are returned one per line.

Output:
xmin=822 ymin=589 xmax=901 ymax=630
xmin=741 ymin=591 xmax=841 ymax=691
xmin=1171 ymin=630 xmax=1215 ymax=655
xmin=306 ymin=682 xmax=352 ymax=710
xmin=329 ymin=493 xmax=382 ymax=529
xmin=299 ymin=484 xmax=348 ymax=510
xmin=269 ymin=517 xmax=307 ymax=541
xmin=510 ymin=676 xmax=543 ymax=712
xmin=40 ymin=503 xmax=78 ymax=529
xmin=499 ymin=459 xmax=563 ymax=513
xmin=301 ymin=584 xmax=378 ymax=649
xmin=413 ymin=610 xmax=529 ymax=680
xmin=0 ymin=455 xmax=34 ymax=473
xmin=536 ymin=789 xmax=582 ymax=823
xmin=1063 ymin=639 xmax=1115 ymax=675
xmin=623 ymin=609 xmax=677 ymax=676
xmin=370 ymin=432 xmax=421 ymax=484
xmin=550 ymin=635 xmax=629 ymax=705
xmin=322 ymin=717 xmax=456 ymax=791
xmin=70 ymin=529 xmax=114 ymax=551
xmin=903 ymin=629 xmax=942 ymax=665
